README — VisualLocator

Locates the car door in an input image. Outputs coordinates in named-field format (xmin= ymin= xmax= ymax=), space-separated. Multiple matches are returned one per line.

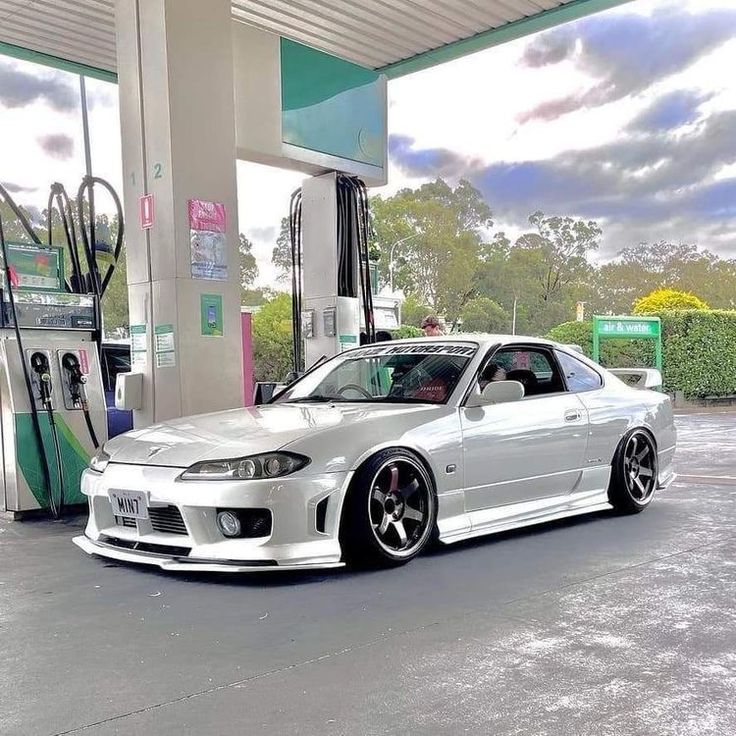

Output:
xmin=460 ymin=344 xmax=589 ymax=512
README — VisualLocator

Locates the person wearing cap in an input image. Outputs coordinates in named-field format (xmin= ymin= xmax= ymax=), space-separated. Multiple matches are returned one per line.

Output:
xmin=421 ymin=315 xmax=443 ymax=337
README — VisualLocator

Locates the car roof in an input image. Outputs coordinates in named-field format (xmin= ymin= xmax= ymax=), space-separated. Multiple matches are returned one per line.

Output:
xmin=379 ymin=333 xmax=558 ymax=349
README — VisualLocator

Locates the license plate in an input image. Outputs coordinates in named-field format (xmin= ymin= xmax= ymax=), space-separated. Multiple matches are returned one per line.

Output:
xmin=109 ymin=490 xmax=148 ymax=519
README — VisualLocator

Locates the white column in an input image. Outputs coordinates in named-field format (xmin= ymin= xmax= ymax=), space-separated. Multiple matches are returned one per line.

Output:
xmin=115 ymin=0 xmax=243 ymax=425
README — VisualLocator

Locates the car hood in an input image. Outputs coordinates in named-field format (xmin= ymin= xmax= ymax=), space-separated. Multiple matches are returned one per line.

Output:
xmin=105 ymin=402 xmax=441 ymax=468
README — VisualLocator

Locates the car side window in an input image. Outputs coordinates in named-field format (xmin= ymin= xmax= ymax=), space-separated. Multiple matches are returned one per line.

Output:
xmin=555 ymin=350 xmax=603 ymax=392
xmin=490 ymin=347 xmax=565 ymax=397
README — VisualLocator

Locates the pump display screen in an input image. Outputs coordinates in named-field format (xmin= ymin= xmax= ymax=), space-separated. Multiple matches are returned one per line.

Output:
xmin=2 ymin=243 xmax=64 ymax=292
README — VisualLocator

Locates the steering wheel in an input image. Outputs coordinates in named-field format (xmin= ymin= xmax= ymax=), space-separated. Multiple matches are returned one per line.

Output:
xmin=337 ymin=384 xmax=374 ymax=399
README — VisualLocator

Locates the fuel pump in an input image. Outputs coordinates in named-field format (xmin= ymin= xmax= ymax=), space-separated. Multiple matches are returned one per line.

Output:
xmin=289 ymin=173 xmax=375 ymax=373
xmin=0 ymin=179 xmax=117 ymax=518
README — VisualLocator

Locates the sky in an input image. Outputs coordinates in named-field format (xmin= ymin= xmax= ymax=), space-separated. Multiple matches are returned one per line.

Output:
xmin=1 ymin=0 xmax=736 ymax=288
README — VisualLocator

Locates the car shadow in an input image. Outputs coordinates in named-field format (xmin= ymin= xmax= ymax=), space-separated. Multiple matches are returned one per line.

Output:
xmin=424 ymin=508 xmax=615 ymax=557
xmin=87 ymin=508 xmax=619 ymax=587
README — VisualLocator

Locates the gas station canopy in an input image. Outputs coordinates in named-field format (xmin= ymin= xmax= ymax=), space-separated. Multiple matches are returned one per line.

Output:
xmin=0 ymin=0 xmax=626 ymax=80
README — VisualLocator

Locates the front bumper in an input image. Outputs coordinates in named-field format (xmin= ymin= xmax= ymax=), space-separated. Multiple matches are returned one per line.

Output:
xmin=76 ymin=463 xmax=350 ymax=572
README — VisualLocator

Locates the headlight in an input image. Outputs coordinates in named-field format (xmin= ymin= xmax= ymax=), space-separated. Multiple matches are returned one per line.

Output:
xmin=180 ymin=452 xmax=310 ymax=481
xmin=89 ymin=446 xmax=110 ymax=473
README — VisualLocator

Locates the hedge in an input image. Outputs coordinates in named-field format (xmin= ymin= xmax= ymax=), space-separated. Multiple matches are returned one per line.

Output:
xmin=548 ymin=310 xmax=736 ymax=399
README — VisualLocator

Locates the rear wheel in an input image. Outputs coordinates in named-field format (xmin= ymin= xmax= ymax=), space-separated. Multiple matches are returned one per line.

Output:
xmin=340 ymin=449 xmax=437 ymax=567
xmin=608 ymin=429 xmax=658 ymax=514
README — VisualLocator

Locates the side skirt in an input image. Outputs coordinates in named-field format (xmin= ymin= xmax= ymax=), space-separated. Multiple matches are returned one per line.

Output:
xmin=439 ymin=494 xmax=613 ymax=546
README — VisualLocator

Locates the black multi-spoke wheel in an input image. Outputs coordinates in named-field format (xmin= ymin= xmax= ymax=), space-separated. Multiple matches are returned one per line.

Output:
xmin=608 ymin=429 xmax=658 ymax=514
xmin=340 ymin=449 xmax=436 ymax=567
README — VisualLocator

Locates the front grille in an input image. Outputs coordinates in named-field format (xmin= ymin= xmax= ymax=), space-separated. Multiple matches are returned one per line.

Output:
xmin=149 ymin=505 xmax=188 ymax=535
xmin=115 ymin=515 xmax=137 ymax=528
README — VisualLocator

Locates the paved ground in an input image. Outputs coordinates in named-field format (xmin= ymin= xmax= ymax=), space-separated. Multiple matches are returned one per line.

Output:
xmin=2 ymin=413 xmax=735 ymax=736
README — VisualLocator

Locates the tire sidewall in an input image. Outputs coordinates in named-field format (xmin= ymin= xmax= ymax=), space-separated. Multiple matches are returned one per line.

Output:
xmin=340 ymin=448 xmax=438 ymax=567
xmin=610 ymin=429 xmax=658 ymax=513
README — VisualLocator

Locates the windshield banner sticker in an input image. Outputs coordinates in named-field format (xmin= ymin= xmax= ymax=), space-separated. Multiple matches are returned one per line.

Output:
xmin=348 ymin=344 xmax=476 ymax=359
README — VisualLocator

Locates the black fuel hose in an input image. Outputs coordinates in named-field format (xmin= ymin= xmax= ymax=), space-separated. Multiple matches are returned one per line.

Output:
xmin=289 ymin=187 xmax=303 ymax=373
xmin=0 ymin=183 xmax=43 ymax=245
xmin=47 ymin=183 xmax=85 ymax=293
xmin=76 ymin=175 xmax=124 ymax=299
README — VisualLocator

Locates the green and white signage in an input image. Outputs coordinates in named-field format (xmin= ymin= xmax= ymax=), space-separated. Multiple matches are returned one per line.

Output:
xmin=592 ymin=315 xmax=662 ymax=371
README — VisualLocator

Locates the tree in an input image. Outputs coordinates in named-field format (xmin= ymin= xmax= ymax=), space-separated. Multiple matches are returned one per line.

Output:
xmin=589 ymin=242 xmax=736 ymax=314
xmin=371 ymin=178 xmax=492 ymax=326
xmin=518 ymin=211 xmax=601 ymax=304
xmin=401 ymin=294 xmax=432 ymax=327
xmin=459 ymin=296 xmax=510 ymax=333
xmin=101 ymin=243 xmax=129 ymax=337
xmin=239 ymin=233 xmax=258 ymax=292
xmin=251 ymin=293 xmax=293 ymax=382
xmin=474 ymin=216 xmax=600 ymax=335
xmin=633 ymin=288 xmax=709 ymax=314
xmin=272 ymin=216 xmax=292 ymax=282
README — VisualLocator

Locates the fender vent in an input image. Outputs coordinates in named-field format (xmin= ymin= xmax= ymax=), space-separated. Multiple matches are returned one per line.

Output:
xmin=316 ymin=496 xmax=329 ymax=534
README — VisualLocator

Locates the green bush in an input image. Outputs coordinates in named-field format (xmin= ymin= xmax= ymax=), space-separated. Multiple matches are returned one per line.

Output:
xmin=548 ymin=311 xmax=736 ymax=398
xmin=251 ymin=294 xmax=294 ymax=382
xmin=392 ymin=324 xmax=424 ymax=339
xmin=548 ymin=321 xmax=654 ymax=370
xmin=633 ymin=288 xmax=709 ymax=314
xmin=657 ymin=310 xmax=736 ymax=398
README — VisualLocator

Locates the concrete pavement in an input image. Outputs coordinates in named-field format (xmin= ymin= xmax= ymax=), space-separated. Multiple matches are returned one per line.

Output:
xmin=1 ymin=413 xmax=735 ymax=736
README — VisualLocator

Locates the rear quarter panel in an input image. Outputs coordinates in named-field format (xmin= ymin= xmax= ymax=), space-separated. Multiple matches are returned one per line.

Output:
xmin=578 ymin=378 xmax=676 ymax=483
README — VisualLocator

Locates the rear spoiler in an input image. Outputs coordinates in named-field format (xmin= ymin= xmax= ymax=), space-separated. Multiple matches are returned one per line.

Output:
xmin=609 ymin=368 xmax=663 ymax=390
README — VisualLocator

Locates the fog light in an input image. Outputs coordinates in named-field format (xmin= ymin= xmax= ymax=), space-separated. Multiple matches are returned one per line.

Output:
xmin=216 ymin=510 xmax=241 ymax=538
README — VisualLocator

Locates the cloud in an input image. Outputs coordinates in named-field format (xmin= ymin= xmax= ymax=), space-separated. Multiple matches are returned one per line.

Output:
xmin=628 ymin=89 xmax=711 ymax=133
xmin=521 ymin=27 xmax=577 ymax=67
xmin=518 ymin=6 xmax=736 ymax=123
xmin=37 ymin=133 xmax=75 ymax=160
xmin=247 ymin=225 xmax=277 ymax=242
xmin=0 ymin=59 xmax=78 ymax=112
xmin=0 ymin=181 xmax=37 ymax=194
xmin=389 ymin=109 xmax=736 ymax=256
xmin=389 ymin=135 xmax=481 ymax=179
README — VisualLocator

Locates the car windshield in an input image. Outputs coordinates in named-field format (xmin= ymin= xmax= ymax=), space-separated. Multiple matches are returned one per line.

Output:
xmin=274 ymin=342 xmax=478 ymax=405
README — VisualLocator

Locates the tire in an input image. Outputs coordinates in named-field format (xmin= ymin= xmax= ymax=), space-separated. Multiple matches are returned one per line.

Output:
xmin=340 ymin=448 xmax=437 ymax=568
xmin=608 ymin=429 xmax=659 ymax=514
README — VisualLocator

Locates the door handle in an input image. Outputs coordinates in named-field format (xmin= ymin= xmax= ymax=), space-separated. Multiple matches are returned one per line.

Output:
xmin=564 ymin=409 xmax=582 ymax=422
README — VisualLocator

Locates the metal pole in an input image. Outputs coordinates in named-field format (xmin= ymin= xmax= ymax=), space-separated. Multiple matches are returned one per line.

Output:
xmin=79 ymin=76 xmax=93 ymax=177
xmin=387 ymin=233 xmax=419 ymax=293
xmin=511 ymin=296 xmax=517 ymax=335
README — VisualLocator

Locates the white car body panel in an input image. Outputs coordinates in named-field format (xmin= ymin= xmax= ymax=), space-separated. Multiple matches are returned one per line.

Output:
xmin=74 ymin=335 xmax=677 ymax=572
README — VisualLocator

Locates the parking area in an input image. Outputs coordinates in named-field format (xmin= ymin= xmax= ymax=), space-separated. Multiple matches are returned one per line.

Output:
xmin=2 ymin=412 xmax=735 ymax=736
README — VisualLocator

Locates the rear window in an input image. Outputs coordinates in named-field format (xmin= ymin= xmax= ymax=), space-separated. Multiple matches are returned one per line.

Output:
xmin=555 ymin=350 xmax=603 ymax=392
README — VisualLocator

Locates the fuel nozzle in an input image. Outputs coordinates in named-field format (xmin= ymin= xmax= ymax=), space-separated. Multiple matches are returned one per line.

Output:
xmin=30 ymin=352 xmax=53 ymax=410
xmin=62 ymin=352 xmax=87 ymax=409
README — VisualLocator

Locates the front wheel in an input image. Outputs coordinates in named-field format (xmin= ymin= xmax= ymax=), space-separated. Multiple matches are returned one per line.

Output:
xmin=340 ymin=449 xmax=437 ymax=567
xmin=608 ymin=429 xmax=658 ymax=514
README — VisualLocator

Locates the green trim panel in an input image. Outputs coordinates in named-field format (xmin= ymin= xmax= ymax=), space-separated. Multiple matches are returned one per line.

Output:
xmin=15 ymin=414 xmax=91 ymax=508
xmin=380 ymin=0 xmax=633 ymax=78
xmin=281 ymin=38 xmax=385 ymax=168
xmin=0 ymin=40 xmax=117 ymax=83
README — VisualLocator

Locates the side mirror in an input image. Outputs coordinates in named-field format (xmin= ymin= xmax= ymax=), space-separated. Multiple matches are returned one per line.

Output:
xmin=466 ymin=380 xmax=525 ymax=408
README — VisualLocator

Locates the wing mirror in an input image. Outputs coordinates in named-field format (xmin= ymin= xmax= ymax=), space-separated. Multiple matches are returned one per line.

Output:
xmin=466 ymin=380 xmax=525 ymax=407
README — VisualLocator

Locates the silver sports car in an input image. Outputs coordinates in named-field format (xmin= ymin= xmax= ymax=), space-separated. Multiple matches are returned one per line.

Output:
xmin=74 ymin=336 xmax=676 ymax=572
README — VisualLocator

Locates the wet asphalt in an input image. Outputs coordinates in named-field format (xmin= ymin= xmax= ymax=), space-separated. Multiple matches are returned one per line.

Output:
xmin=1 ymin=412 xmax=735 ymax=736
